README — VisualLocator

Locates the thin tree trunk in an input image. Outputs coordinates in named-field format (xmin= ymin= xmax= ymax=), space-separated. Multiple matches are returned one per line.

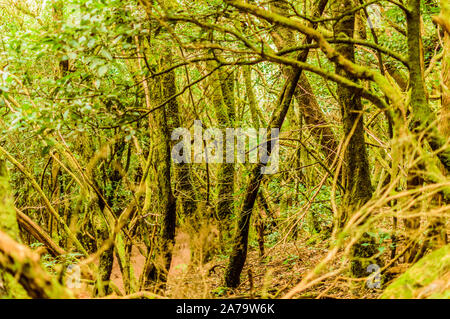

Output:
xmin=93 ymin=203 xmax=113 ymax=297
xmin=243 ymin=65 xmax=260 ymax=130
xmin=270 ymin=0 xmax=338 ymax=166
xmin=436 ymin=0 xmax=450 ymax=170
xmin=224 ymin=0 xmax=328 ymax=288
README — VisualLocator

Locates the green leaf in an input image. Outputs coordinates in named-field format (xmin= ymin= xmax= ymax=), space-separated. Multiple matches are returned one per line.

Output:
xmin=98 ymin=65 xmax=108 ymax=77
xmin=68 ymin=51 xmax=77 ymax=60
xmin=100 ymin=48 xmax=113 ymax=61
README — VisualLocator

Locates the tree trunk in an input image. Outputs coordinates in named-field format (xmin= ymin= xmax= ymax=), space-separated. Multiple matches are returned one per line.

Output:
xmin=243 ymin=66 xmax=260 ymax=130
xmin=427 ymin=0 xmax=450 ymax=249
xmin=436 ymin=1 xmax=450 ymax=173
xmin=0 ymin=159 xmax=29 ymax=298
xmin=405 ymin=0 xmax=450 ymax=174
xmin=270 ymin=0 xmax=338 ymax=166
xmin=332 ymin=0 xmax=375 ymax=277
xmin=164 ymin=52 xmax=197 ymax=221
xmin=0 ymin=230 xmax=72 ymax=299
xmin=206 ymin=60 xmax=236 ymax=241
xmin=403 ymin=0 xmax=429 ymax=263
xmin=224 ymin=0 xmax=328 ymax=288
xmin=333 ymin=0 xmax=373 ymax=219
xmin=143 ymin=49 xmax=177 ymax=291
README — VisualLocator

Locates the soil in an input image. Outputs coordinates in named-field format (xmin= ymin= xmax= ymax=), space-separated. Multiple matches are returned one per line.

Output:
xmin=71 ymin=214 xmax=450 ymax=299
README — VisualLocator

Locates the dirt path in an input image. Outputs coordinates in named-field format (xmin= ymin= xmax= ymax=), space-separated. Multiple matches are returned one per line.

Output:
xmin=110 ymin=244 xmax=146 ymax=295
xmin=109 ymin=231 xmax=191 ymax=296
xmin=167 ymin=231 xmax=191 ymax=279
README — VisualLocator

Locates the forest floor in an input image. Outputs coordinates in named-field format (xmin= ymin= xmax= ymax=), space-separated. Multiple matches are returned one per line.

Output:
xmin=104 ymin=230 xmax=384 ymax=299
xmin=165 ymin=231 xmax=382 ymax=299
xmin=69 ymin=212 xmax=449 ymax=299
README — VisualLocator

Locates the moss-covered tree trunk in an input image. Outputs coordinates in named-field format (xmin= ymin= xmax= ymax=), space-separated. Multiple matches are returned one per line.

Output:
xmin=206 ymin=59 xmax=236 ymax=244
xmin=404 ymin=0 xmax=430 ymax=263
xmin=381 ymin=244 xmax=450 ymax=299
xmin=224 ymin=74 xmax=301 ymax=288
xmin=0 ymin=230 xmax=72 ymax=299
xmin=243 ymin=66 xmax=260 ymax=130
xmin=332 ymin=0 xmax=376 ymax=277
xmin=92 ymin=207 xmax=114 ymax=297
xmin=441 ymin=3 xmax=450 ymax=136
xmin=0 ymin=159 xmax=29 ymax=298
xmin=405 ymin=1 xmax=450 ymax=173
xmin=88 ymin=182 xmax=113 ymax=297
xmin=0 ymin=160 xmax=21 ymax=241
xmin=142 ymin=49 xmax=177 ymax=291
xmin=270 ymin=0 xmax=338 ymax=166
xmin=163 ymin=52 xmax=197 ymax=221
xmin=224 ymin=0 xmax=327 ymax=288
xmin=428 ymin=0 xmax=450 ymax=248
xmin=333 ymin=0 xmax=373 ymax=220
xmin=89 ymin=141 xmax=127 ymax=297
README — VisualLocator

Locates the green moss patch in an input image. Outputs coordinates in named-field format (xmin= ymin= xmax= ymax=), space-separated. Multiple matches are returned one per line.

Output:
xmin=381 ymin=244 xmax=450 ymax=299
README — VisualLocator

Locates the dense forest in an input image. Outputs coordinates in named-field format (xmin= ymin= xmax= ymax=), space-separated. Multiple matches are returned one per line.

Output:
xmin=0 ymin=0 xmax=448 ymax=299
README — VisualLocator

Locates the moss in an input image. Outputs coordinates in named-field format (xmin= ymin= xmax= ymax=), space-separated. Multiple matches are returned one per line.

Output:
xmin=350 ymin=233 xmax=379 ymax=278
xmin=206 ymin=60 xmax=236 ymax=238
xmin=0 ymin=158 xmax=29 ymax=298
xmin=0 ymin=159 xmax=21 ymax=240
xmin=381 ymin=244 xmax=450 ymax=299
xmin=93 ymin=211 xmax=114 ymax=297
xmin=116 ymin=233 xmax=137 ymax=293
xmin=1 ymin=273 xmax=30 ymax=299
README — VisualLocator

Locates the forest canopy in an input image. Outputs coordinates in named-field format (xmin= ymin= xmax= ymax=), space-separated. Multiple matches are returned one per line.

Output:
xmin=0 ymin=0 xmax=448 ymax=299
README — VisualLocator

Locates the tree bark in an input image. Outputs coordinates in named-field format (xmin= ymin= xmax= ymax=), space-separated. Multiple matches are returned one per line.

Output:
xmin=0 ymin=159 xmax=28 ymax=298
xmin=332 ymin=0 xmax=375 ymax=277
xmin=224 ymin=0 xmax=328 ymax=288
xmin=164 ymin=52 xmax=197 ymax=221
xmin=243 ymin=65 xmax=260 ymax=129
xmin=427 ymin=0 xmax=450 ymax=249
xmin=0 ymin=230 xmax=72 ymax=299
xmin=437 ymin=1 xmax=450 ymax=146
xmin=403 ymin=0 xmax=429 ymax=263
xmin=16 ymin=209 xmax=66 ymax=257
xmin=406 ymin=0 xmax=450 ymax=174
xmin=333 ymin=0 xmax=373 ymax=218
xmin=143 ymin=49 xmax=177 ymax=291
xmin=270 ymin=0 xmax=338 ymax=166
xmin=206 ymin=59 xmax=236 ymax=239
